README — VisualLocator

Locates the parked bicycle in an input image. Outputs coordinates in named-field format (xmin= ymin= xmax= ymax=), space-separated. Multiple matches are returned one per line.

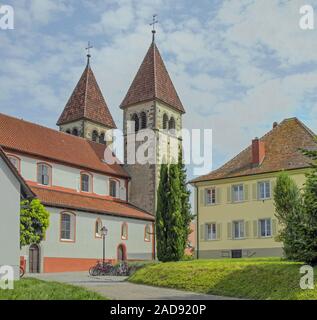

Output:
xmin=89 ymin=261 xmax=115 ymax=276
xmin=113 ymin=262 xmax=130 ymax=276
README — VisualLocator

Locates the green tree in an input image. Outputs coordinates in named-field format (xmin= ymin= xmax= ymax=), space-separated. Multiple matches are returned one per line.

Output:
xmin=20 ymin=199 xmax=50 ymax=248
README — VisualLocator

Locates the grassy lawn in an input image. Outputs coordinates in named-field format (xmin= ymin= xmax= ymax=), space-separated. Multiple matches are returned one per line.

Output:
xmin=0 ymin=278 xmax=106 ymax=300
xmin=129 ymin=258 xmax=317 ymax=300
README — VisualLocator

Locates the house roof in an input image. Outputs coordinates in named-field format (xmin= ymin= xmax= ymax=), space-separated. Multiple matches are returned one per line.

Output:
xmin=191 ymin=118 xmax=317 ymax=183
xmin=30 ymin=184 xmax=154 ymax=221
xmin=0 ymin=147 xmax=35 ymax=199
xmin=120 ymin=42 xmax=185 ymax=113
xmin=0 ymin=113 xmax=129 ymax=179
xmin=57 ymin=63 xmax=116 ymax=128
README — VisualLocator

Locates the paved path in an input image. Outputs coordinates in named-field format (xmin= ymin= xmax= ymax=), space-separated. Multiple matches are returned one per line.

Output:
xmin=28 ymin=272 xmax=237 ymax=300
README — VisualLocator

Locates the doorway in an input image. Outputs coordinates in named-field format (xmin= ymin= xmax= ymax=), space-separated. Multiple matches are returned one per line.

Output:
xmin=117 ymin=244 xmax=127 ymax=261
xmin=29 ymin=244 xmax=40 ymax=273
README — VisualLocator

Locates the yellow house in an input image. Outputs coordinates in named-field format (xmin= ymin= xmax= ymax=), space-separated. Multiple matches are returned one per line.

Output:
xmin=190 ymin=118 xmax=317 ymax=259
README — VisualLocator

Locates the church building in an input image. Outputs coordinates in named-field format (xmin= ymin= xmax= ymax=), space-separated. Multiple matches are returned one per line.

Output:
xmin=0 ymin=33 xmax=185 ymax=273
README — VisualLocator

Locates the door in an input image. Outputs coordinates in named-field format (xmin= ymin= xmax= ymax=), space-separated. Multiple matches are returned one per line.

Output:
xmin=29 ymin=244 xmax=40 ymax=273
xmin=117 ymin=244 xmax=126 ymax=261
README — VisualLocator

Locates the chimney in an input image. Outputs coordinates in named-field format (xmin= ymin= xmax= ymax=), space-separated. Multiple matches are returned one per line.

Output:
xmin=252 ymin=137 xmax=265 ymax=166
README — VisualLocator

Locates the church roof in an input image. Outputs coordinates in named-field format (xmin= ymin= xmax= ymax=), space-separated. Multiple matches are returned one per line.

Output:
xmin=0 ymin=113 xmax=128 ymax=179
xmin=120 ymin=42 xmax=185 ymax=113
xmin=30 ymin=184 xmax=154 ymax=221
xmin=57 ymin=63 xmax=116 ymax=128
xmin=191 ymin=118 xmax=317 ymax=183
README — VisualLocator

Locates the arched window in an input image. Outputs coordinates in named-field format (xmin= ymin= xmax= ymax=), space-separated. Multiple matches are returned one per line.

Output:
xmin=99 ymin=132 xmax=105 ymax=144
xmin=163 ymin=113 xmax=168 ymax=129
xmin=131 ymin=113 xmax=139 ymax=133
xmin=66 ymin=129 xmax=71 ymax=134
xmin=95 ymin=218 xmax=102 ymax=238
xmin=144 ymin=224 xmax=151 ymax=242
xmin=8 ymin=155 xmax=20 ymax=172
xmin=140 ymin=112 xmax=147 ymax=129
xmin=72 ymin=128 xmax=79 ymax=136
xmin=60 ymin=212 xmax=76 ymax=241
xmin=121 ymin=223 xmax=128 ymax=240
xmin=92 ymin=130 xmax=98 ymax=142
xmin=109 ymin=179 xmax=118 ymax=198
xmin=81 ymin=172 xmax=92 ymax=192
xmin=37 ymin=163 xmax=51 ymax=186
xmin=169 ymin=117 xmax=176 ymax=130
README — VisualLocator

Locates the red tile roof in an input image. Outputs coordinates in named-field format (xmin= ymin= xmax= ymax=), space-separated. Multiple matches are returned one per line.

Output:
xmin=0 ymin=113 xmax=129 ymax=178
xmin=31 ymin=185 xmax=154 ymax=221
xmin=191 ymin=118 xmax=317 ymax=183
xmin=57 ymin=63 xmax=116 ymax=128
xmin=120 ymin=42 xmax=185 ymax=113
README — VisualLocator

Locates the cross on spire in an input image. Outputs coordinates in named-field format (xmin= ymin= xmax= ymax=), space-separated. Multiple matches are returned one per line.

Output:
xmin=85 ymin=41 xmax=93 ymax=65
xmin=150 ymin=14 xmax=158 ymax=42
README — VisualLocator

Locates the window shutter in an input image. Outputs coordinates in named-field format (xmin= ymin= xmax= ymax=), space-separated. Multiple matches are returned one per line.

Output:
xmin=216 ymin=188 xmax=222 ymax=204
xmin=199 ymin=189 xmax=205 ymax=207
xmin=227 ymin=222 xmax=232 ymax=239
xmin=217 ymin=223 xmax=222 ymax=240
xmin=245 ymin=221 xmax=250 ymax=238
xmin=200 ymin=224 xmax=205 ymax=241
xmin=252 ymin=183 xmax=257 ymax=200
xmin=244 ymin=184 xmax=249 ymax=201
xmin=253 ymin=220 xmax=258 ymax=238
xmin=227 ymin=186 xmax=232 ymax=203
xmin=272 ymin=219 xmax=277 ymax=236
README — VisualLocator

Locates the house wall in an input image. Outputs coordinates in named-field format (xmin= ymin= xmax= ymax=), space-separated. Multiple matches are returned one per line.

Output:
xmin=196 ymin=169 xmax=308 ymax=259
xmin=21 ymin=207 xmax=154 ymax=273
xmin=0 ymin=157 xmax=21 ymax=279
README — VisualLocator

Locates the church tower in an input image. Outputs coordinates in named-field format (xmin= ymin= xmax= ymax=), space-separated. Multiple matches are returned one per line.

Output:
xmin=121 ymin=34 xmax=186 ymax=215
xmin=57 ymin=54 xmax=116 ymax=144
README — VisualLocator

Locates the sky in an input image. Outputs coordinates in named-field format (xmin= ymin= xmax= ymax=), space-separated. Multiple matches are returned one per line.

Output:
xmin=1 ymin=0 xmax=317 ymax=181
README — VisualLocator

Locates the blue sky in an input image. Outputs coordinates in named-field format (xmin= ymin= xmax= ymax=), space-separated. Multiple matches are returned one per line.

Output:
xmin=1 ymin=0 xmax=317 ymax=181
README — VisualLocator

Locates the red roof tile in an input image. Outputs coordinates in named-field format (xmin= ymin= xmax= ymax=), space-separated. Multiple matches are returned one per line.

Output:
xmin=191 ymin=118 xmax=317 ymax=183
xmin=0 ymin=113 xmax=129 ymax=178
xmin=31 ymin=185 xmax=154 ymax=221
xmin=57 ymin=63 xmax=116 ymax=128
xmin=120 ymin=42 xmax=185 ymax=113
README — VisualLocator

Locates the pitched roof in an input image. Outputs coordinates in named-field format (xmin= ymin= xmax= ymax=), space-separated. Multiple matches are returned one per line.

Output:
xmin=31 ymin=185 xmax=154 ymax=221
xmin=191 ymin=118 xmax=317 ymax=183
xmin=57 ymin=63 xmax=116 ymax=128
xmin=0 ymin=147 xmax=35 ymax=199
xmin=120 ymin=42 xmax=185 ymax=113
xmin=0 ymin=113 xmax=129 ymax=178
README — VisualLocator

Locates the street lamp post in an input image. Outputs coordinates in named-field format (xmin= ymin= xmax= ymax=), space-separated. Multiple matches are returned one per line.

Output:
xmin=100 ymin=226 xmax=108 ymax=267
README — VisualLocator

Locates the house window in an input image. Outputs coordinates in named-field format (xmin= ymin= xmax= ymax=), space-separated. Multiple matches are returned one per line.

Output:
xmin=140 ymin=112 xmax=147 ymax=129
xmin=232 ymin=184 xmax=244 ymax=202
xmin=259 ymin=219 xmax=272 ymax=237
xmin=8 ymin=156 xmax=20 ymax=172
xmin=145 ymin=224 xmax=151 ymax=242
xmin=81 ymin=173 xmax=92 ymax=192
xmin=163 ymin=113 xmax=168 ymax=129
xmin=37 ymin=163 xmax=51 ymax=186
xmin=206 ymin=223 xmax=217 ymax=240
xmin=233 ymin=221 xmax=244 ymax=239
xmin=121 ymin=223 xmax=128 ymax=240
xmin=258 ymin=181 xmax=271 ymax=200
xmin=60 ymin=212 xmax=75 ymax=241
xmin=109 ymin=180 xmax=117 ymax=197
xmin=131 ymin=114 xmax=139 ymax=132
xmin=92 ymin=130 xmax=98 ymax=142
xmin=72 ymin=128 xmax=79 ymax=136
xmin=95 ymin=218 xmax=102 ymax=238
xmin=99 ymin=132 xmax=105 ymax=144
xmin=169 ymin=117 xmax=176 ymax=130
xmin=205 ymin=188 xmax=216 ymax=205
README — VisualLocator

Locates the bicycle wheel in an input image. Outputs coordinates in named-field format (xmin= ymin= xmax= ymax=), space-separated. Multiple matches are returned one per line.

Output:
xmin=89 ymin=266 xmax=98 ymax=276
xmin=20 ymin=266 xmax=25 ymax=278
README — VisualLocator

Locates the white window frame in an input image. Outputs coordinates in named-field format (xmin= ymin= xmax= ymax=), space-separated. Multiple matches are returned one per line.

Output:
xmin=232 ymin=184 xmax=244 ymax=203
xmin=233 ymin=220 xmax=245 ymax=239
xmin=206 ymin=223 xmax=217 ymax=241
xmin=60 ymin=212 xmax=75 ymax=242
xmin=81 ymin=173 xmax=92 ymax=193
xmin=109 ymin=180 xmax=118 ymax=198
xmin=37 ymin=163 xmax=51 ymax=186
xmin=259 ymin=218 xmax=272 ymax=238
xmin=205 ymin=188 xmax=216 ymax=205
xmin=8 ymin=155 xmax=20 ymax=172
xmin=258 ymin=181 xmax=271 ymax=200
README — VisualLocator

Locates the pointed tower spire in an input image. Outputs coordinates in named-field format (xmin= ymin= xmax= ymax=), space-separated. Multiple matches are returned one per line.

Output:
xmin=120 ymin=40 xmax=185 ymax=113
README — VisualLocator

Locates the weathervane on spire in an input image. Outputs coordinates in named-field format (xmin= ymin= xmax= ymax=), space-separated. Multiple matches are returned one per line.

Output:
xmin=150 ymin=14 xmax=158 ymax=42
xmin=85 ymin=41 xmax=93 ymax=65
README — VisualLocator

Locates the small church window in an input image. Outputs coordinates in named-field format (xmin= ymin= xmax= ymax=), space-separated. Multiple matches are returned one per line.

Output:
xmin=60 ymin=212 xmax=75 ymax=241
xmin=92 ymin=130 xmax=98 ymax=142
xmin=95 ymin=218 xmax=102 ymax=238
xmin=81 ymin=173 xmax=92 ymax=192
xmin=140 ymin=112 xmax=147 ymax=129
xmin=169 ymin=117 xmax=176 ymax=130
xmin=72 ymin=128 xmax=79 ymax=136
xmin=121 ymin=223 xmax=128 ymax=240
xmin=37 ymin=163 xmax=51 ymax=186
xmin=109 ymin=180 xmax=117 ymax=198
xmin=131 ymin=114 xmax=139 ymax=133
xmin=163 ymin=113 xmax=168 ymax=129
xmin=145 ymin=224 xmax=151 ymax=242
xmin=99 ymin=132 xmax=105 ymax=144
